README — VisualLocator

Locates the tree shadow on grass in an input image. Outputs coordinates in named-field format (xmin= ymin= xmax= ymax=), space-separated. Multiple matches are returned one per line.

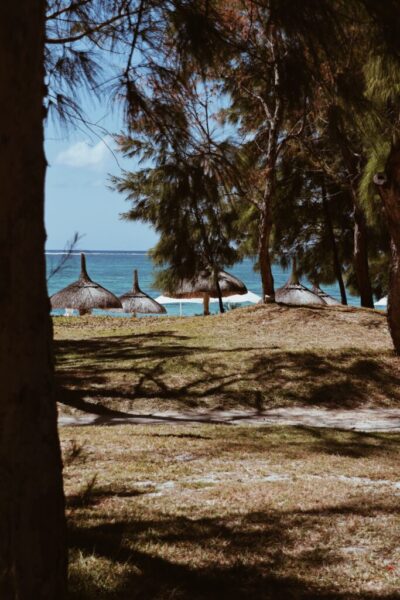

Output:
xmin=247 ymin=351 xmax=400 ymax=409
xmin=206 ymin=425 xmax=400 ymax=460
xmin=67 ymin=486 xmax=148 ymax=509
xmin=291 ymin=425 xmax=400 ymax=458
xmin=55 ymin=330 xmax=400 ymax=418
xmin=68 ymin=501 xmax=400 ymax=599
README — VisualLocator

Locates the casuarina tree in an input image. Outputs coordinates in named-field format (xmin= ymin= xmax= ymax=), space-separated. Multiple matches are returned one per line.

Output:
xmin=0 ymin=2 xmax=67 ymax=597
xmin=0 ymin=1 xmax=228 ymax=596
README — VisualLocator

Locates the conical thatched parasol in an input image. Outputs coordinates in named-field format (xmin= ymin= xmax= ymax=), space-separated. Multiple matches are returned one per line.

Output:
xmin=311 ymin=284 xmax=341 ymax=306
xmin=50 ymin=253 xmax=122 ymax=315
xmin=120 ymin=270 xmax=166 ymax=315
xmin=275 ymin=259 xmax=325 ymax=307
xmin=166 ymin=269 xmax=247 ymax=315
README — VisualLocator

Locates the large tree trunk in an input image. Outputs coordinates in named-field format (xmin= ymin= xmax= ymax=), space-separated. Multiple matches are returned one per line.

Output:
xmin=255 ymin=37 xmax=281 ymax=305
xmin=213 ymin=268 xmax=225 ymax=314
xmin=321 ymin=183 xmax=347 ymax=305
xmin=0 ymin=3 xmax=67 ymax=598
xmin=203 ymin=294 xmax=210 ymax=315
xmin=332 ymin=120 xmax=374 ymax=307
xmin=353 ymin=200 xmax=374 ymax=308
xmin=387 ymin=239 xmax=400 ymax=354
xmin=258 ymin=171 xmax=275 ymax=302
xmin=258 ymin=210 xmax=275 ymax=302
xmin=374 ymin=143 xmax=400 ymax=354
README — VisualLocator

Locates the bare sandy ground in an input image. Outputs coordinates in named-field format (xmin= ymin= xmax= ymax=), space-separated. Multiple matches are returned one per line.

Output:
xmin=58 ymin=406 xmax=400 ymax=431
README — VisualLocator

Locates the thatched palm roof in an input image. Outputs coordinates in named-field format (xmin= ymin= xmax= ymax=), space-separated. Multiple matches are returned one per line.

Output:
xmin=165 ymin=269 xmax=247 ymax=315
xmin=120 ymin=270 xmax=166 ymax=314
xmin=311 ymin=284 xmax=341 ymax=306
xmin=275 ymin=260 xmax=325 ymax=306
xmin=167 ymin=269 xmax=247 ymax=299
xmin=50 ymin=253 xmax=122 ymax=315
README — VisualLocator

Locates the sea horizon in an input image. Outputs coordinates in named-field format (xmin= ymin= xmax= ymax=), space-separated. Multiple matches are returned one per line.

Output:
xmin=46 ymin=249 xmax=150 ymax=254
xmin=45 ymin=248 xmax=364 ymax=315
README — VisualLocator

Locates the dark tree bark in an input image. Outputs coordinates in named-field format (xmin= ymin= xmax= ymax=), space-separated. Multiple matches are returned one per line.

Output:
xmin=203 ymin=294 xmax=210 ymax=315
xmin=321 ymin=183 xmax=347 ymax=305
xmin=258 ymin=202 xmax=275 ymax=301
xmin=214 ymin=276 xmax=225 ymax=314
xmin=321 ymin=183 xmax=348 ymax=305
xmin=333 ymin=125 xmax=374 ymax=307
xmin=249 ymin=23 xmax=282 ymax=304
xmin=353 ymin=201 xmax=374 ymax=308
xmin=211 ymin=267 xmax=225 ymax=313
xmin=374 ymin=143 xmax=400 ymax=354
xmin=0 ymin=2 xmax=67 ymax=598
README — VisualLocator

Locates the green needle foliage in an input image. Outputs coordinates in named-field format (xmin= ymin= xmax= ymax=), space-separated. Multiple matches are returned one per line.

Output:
xmin=112 ymin=77 xmax=242 ymax=294
xmin=101 ymin=0 xmax=400 ymax=345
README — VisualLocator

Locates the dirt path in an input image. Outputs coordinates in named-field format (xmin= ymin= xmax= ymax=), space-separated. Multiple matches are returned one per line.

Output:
xmin=58 ymin=406 xmax=400 ymax=431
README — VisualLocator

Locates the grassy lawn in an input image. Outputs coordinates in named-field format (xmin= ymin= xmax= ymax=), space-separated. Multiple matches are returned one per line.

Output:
xmin=63 ymin=424 xmax=400 ymax=599
xmin=55 ymin=304 xmax=400 ymax=416
xmin=54 ymin=305 xmax=400 ymax=598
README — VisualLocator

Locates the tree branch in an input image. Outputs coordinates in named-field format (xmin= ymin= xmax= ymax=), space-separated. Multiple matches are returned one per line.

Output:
xmin=46 ymin=0 xmax=92 ymax=21
xmin=46 ymin=10 xmax=137 ymax=44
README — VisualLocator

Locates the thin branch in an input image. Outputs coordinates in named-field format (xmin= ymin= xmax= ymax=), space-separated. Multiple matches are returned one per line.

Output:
xmin=46 ymin=0 xmax=92 ymax=21
xmin=47 ymin=232 xmax=83 ymax=281
xmin=277 ymin=112 xmax=307 ymax=156
xmin=46 ymin=10 xmax=138 ymax=44
xmin=123 ymin=0 xmax=145 ymax=81
xmin=239 ymin=84 xmax=272 ymax=121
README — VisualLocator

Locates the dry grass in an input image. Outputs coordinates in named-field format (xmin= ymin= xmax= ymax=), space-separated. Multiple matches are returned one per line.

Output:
xmin=62 ymin=424 xmax=400 ymax=599
xmin=56 ymin=306 xmax=400 ymax=597
xmin=55 ymin=304 xmax=400 ymax=417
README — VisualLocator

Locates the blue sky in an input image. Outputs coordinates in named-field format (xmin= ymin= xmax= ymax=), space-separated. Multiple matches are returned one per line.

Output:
xmin=44 ymin=80 xmax=232 ymax=252
xmin=44 ymin=108 xmax=158 ymax=251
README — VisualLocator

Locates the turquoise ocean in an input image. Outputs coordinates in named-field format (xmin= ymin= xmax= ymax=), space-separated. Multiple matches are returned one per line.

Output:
xmin=46 ymin=250 xmax=362 ymax=317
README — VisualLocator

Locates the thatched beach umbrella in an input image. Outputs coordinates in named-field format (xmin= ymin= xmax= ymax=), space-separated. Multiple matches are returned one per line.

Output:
xmin=311 ymin=284 xmax=341 ymax=306
xmin=166 ymin=269 xmax=247 ymax=315
xmin=50 ymin=253 xmax=122 ymax=315
xmin=120 ymin=270 xmax=166 ymax=316
xmin=275 ymin=259 xmax=325 ymax=306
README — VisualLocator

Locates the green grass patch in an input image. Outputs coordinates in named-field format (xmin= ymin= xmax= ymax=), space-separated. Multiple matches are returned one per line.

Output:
xmin=63 ymin=424 xmax=400 ymax=599
xmin=55 ymin=306 xmax=400 ymax=596
xmin=55 ymin=304 xmax=400 ymax=416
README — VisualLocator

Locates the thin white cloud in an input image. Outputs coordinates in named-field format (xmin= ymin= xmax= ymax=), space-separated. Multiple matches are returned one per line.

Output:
xmin=55 ymin=137 xmax=112 ymax=168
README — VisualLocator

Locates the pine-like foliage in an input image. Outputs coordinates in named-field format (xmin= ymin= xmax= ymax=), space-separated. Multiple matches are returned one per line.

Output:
xmin=112 ymin=77 xmax=241 ymax=291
